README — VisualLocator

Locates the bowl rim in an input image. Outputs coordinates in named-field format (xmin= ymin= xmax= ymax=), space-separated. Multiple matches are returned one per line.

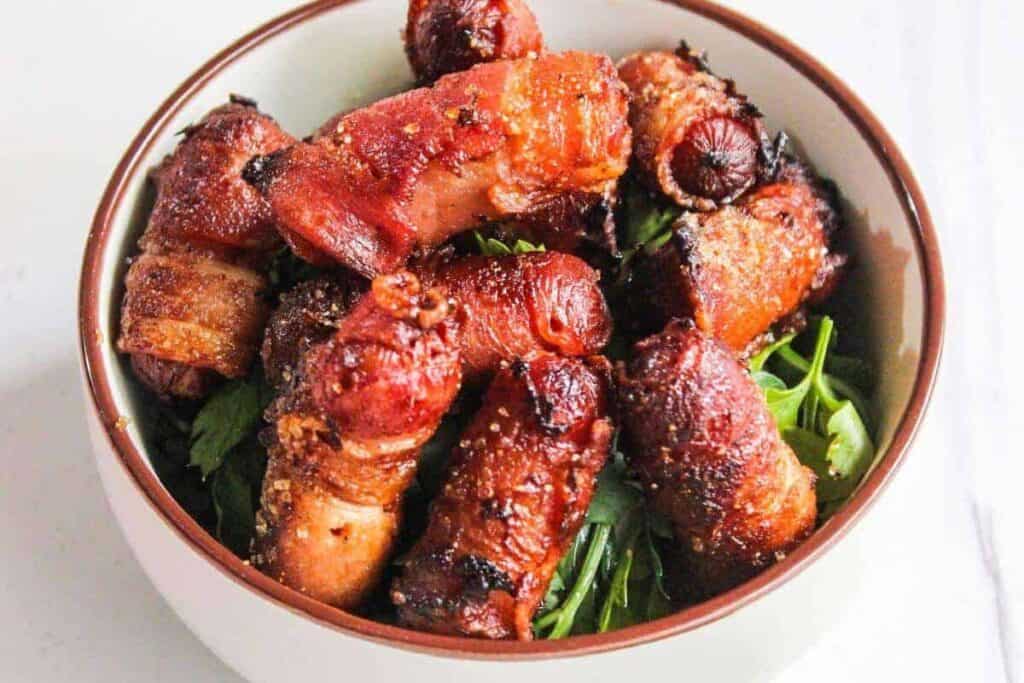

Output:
xmin=78 ymin=0 xmax=946 ymax=661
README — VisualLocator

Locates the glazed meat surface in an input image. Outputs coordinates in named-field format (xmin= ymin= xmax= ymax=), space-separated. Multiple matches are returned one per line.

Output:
xmin=117 ymin=97 xmax=295 ymax=399
xmin=405 ymin=0 xmax=543 ymax=84
xmin=415 ymin=252 xmax=612 ymax=381
xmin=261 ymin=272 xmax=367 ymax=389
xmin=253 ymin=272 xmax=462 ymax=609
xmin=628 ymin=158 xmax=844 ymax=353
xmin=244 ymin=51 xmax=632 ymax=277
xmin=392 ymin=355 xmax=613 ymax=640
xmin=616 ymin=321 xmax=816 ymax=601
xmin=618 ymin=48 xmax=772 ymax=210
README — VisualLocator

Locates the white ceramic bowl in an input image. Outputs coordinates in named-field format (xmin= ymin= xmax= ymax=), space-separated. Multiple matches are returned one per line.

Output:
xmin=79 ymin=0 xmax=944 ymax=680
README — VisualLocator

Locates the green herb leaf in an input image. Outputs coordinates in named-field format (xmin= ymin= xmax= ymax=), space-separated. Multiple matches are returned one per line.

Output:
xmin=473 ymin=231 xmax=545 ymax=256
xmin=587 ymin=459 xmax=643 ymax=525
xmin=190 ymin=377 xmax=264 ymax=479
xmin=621 ymin=179 xmax=681 ymax=249
xmin=212 ymin=447 xmax=257 ymax=557
xmin=749 ymin=333 xmax=797 ymax=372
xmin=753 ymin=317 xmax=877 ymax=516
xmin=823 ymin=402 xmax=874 ymax=485
xmin=546 ymin=523 xmax=612 ymax=639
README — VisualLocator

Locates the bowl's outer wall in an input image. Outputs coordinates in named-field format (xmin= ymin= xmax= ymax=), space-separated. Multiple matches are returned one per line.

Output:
xmin=79 ymin=0 xmax=944 ymax=676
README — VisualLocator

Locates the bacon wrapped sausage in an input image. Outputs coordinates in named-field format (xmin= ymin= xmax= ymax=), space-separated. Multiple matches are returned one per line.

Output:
xmin=392 ymin=354 xmax=613 ymax=639
xmin=416 ymin=252 xmax=612 ymax=381
xmin=261 ymin=272 xmax=367 ymax=389
xmin=627 ymin=158 xmax=845 ymax=354
xmin=618 ymin=47 xmax=774 ymax=211
xmin=244 ymin=51 xmax=632 ymax=277
xmin=616 ymin=321 xmax=816 ymax=601
xmin=117 ymin=97 xmax=295 ymax=399
xmin=253 ymin=272 xmax=462 ymax=609
xmin=405 ymin=0 xmax=543 ymax=84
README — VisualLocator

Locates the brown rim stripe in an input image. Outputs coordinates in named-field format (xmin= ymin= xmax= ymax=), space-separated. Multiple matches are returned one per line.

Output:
xmin=78 ymin=0 xmax=945 ymax=660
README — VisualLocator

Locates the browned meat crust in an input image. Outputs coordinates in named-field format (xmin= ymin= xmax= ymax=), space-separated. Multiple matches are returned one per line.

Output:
xmin=392 ymin=354 xmax=613 ymax=640
xmin=117 ymin=98 xmax=295 ymax=398
xmin=244 ymin=52 xmax=631 ymax=277
xmin=628 ymin=158 xmax=845 ymax=353
xmin=253 ymin=272 xmax=462 ymax=609
xmin=261 ymin=272 xmax=367 ymax=389
xmin=405 ymin=0 xmax=544 ymax=84
xmin=415 ymin=252 xmax=612 ymax=381
xmin=617 ymin=48 xmax=773 ymax=210
xmin=616 ymin=321 xmax=816 ymax=601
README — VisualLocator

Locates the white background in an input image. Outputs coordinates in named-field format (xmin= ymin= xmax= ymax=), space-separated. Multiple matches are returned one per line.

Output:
xmin=1 ymin=0 xmax=1022 ymax=680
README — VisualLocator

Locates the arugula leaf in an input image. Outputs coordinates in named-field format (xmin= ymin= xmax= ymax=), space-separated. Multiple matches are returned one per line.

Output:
xmin=190 ymin=375 xmax=266 ymax=479
xmin=748 ymin=333 xmax=796 ymax=373
xmin=535 ymin=444 xmax=672 ymax=639
xmin=751 ymin=317 xmax=877 ymax=516
xmin=620 ymin=178 xmax=681 ymax=250
xmin=587 ymin=455 xmax=642 ymax=525
xmin=473 ymin=231 xmax=545 ymax=256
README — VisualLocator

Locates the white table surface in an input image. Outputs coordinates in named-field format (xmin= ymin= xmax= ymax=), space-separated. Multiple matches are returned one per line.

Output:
xmin=1 ymin=0 xmax=1021 ymax=680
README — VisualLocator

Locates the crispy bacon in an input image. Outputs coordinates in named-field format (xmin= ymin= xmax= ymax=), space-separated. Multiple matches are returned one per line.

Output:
xmin=628 ymin=158 xmax=845 ymax=354
xmin=392 ymin=354 xmax=613 ymax=639
xmin=415 ymin=252 xmax=612 ymax=381
xmin=616 ymin=321 xmax=816 ymax=601
xmin=618 ymin=48 xmax=772 ymax=210
xmin=244 ymin=51 xmax=632 ymax=277
xmin=253 ymin=272 xmax=462 ymax=609
xmin=117 ymin=98 xmax=295 ymax=399
xmin=405 ymin=0 xmax=543 ymax=84
xmin=261 ymin=272 xmax=367 ymax=389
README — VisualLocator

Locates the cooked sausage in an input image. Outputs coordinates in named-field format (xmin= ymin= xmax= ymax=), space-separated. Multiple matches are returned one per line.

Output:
xmin=253 ymin=272 xmax=462 ymax=609
xmin=243 ymin=51 xmax=632 ymax=277
xmin=392 ymin=354 xmax=613 ymax=639
xmin=617 ymin=48 xmax=772 ymax=210
xmin=616 ymin=321 xmax=817 ymax=601
xmin=261 ymin=272 xmax=367 ymax=389
xmin=117 ymin=97 xmax=295 ymax=399
xmin=627 ymin=158 xmax=845 ymax=354
xmin=405 ymin=0 xmax=543 ymax=84
xmin=416 ymin=252 xmax=612 ymax=381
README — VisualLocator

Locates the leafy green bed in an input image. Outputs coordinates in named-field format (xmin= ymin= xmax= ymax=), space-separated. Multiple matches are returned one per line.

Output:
xmin=137 ymin=180 xmax=876 ymax=638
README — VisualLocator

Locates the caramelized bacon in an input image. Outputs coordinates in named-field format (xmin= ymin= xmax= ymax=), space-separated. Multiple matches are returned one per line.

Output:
xmin=245 ymin=51 xmax=632 ymax=277
xmin=117 ymin=98 xmax=295 ymax=399
xmin=253 ymin=272 xmax=462 ymax=609
xmin=261 ymin=272 xmax=367 ymax=389
xmin=416 ymin=252 xmax=612 ymax=381
xmin=405 ymin=0 xmax=543 ymax=84
xmin=628 ymin=158 xmax=844 ymax=353
xmin=392 ymin=355 xmax=613 ymax=639
xmin=617 ymin=321 xmax=817 ymax=601
xmin=618 ymin=48 xmax=771 ymax=210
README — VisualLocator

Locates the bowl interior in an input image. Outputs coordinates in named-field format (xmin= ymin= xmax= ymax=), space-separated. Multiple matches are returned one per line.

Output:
xmin=83 ymin=0 xmax=939 ymax=658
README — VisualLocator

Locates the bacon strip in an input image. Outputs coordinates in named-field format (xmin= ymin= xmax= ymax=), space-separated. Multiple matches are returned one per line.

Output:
xmin=253 ymin=273 xmax=462 ymax=609
xmin=405 ymin=0 xmax=543 ymax=84
xmin=618 ymin=48 xmax=773 ymax=210
xmin=415 ymin=252 xmax=612 ymax=381
xmin=244 ymin=51 xmax=632 ymax=277
xmin=117 ymin=98 xmax=294 ymax=399
xmin=392 ymin=354 xmax=613 ymax=639
xmin=628 ymin=158 xmax=845 ymax=354
xmin=616 ymin=321 xmax=817 ymax=602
